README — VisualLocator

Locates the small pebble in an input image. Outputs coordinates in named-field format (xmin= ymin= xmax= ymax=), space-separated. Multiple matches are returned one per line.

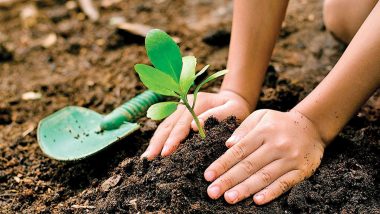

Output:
xmin=22 ymin=91 xmax=42 ymax=100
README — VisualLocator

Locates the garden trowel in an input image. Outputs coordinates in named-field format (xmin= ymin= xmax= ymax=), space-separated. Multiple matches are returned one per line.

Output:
xmin=37 ymin=90 xmax=164 ymax=161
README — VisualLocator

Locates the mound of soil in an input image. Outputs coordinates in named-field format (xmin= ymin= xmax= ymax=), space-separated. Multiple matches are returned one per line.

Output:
xmin=59 ymin=116 xmax=379 ymax=213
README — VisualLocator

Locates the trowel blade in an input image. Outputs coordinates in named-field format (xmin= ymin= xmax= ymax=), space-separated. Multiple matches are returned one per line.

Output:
xmin=37 ymin=106 xmax=140 ymax=161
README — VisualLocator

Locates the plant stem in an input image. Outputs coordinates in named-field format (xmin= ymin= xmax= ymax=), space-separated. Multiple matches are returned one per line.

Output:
xmin=182 ymin=96 xmax=206 ymax=139
xmin=189 ymin=107 xmax=206 ymax=139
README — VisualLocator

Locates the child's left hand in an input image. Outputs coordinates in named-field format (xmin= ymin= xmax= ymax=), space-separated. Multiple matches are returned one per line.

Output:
xmin=204 ymin=109 xmax=326 ymax=205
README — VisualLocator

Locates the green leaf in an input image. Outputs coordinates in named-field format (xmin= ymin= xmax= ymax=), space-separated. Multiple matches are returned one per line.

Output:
xmin=145 ymin=29 xmax=182 ymax=82
xmin=195 ymin=64 xmax=210 ymax=78
xmin=134 ymin=64 xmax=180 ymax=97
xmin=180 ymin=56 xmax=196 ymax=94
xmin=147 ymin=101 xmax=178 ymax=120
xmin=192 ymin=69 xmax=228 ymax=108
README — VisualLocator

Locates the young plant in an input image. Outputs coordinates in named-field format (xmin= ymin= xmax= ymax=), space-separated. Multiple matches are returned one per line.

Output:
xmin=134 ymin=29 xmax=227 ymax=139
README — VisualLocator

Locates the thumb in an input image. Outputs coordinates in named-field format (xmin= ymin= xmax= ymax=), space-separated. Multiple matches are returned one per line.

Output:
xmin=225 ymin=109 xmax=268 ymax=148
xmin=191 ymin=104 xmax=231 ymax=131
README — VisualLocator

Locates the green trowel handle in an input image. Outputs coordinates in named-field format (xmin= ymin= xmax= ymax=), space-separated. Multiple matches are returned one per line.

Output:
xmin=100 ymin=91 xmax=164 ymax=130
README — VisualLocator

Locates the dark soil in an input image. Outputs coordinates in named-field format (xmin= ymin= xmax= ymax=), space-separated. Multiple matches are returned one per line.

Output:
xmin=0 ymin=0 xmax=379 ymax=213
xmin=56 ymin=116 xmax=380 ymax=214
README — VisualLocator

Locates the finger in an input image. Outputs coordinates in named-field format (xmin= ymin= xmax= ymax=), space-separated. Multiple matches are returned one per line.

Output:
xmin=160 ymin=109 xmax=193 ymax=157
xmin=226 ymin=109 xmax=269 ymax=148
xmin=161 ymin=95 xmax=215 ymax=157
xmin=191 ymin=104 xmax=229 ymax=131
xmin=204 ymin=129 xmax=265 ymax=182
xmin=253 ymin=170 xmax=303 ymax=205
xmin=222 ymin=159 xmax=292 ymax=204
xmin=141 ymin=106 xmax=185 ymax=160
xmin=190 ymin=95 xmax=225 ymax=131
xmin=190 ymin=119 xmax=204 ymax=132
xmin=206 ymin=145 xmax=275 ymax=200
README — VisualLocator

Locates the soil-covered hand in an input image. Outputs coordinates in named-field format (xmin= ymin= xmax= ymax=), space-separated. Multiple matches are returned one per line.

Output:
xmin=141 ymin=90 xmax=251 ymax=160
xmin=204 ymin=109 xmax=326 ymax=205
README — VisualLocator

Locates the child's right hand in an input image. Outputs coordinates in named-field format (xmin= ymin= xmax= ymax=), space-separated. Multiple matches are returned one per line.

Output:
xmin=141 ymin=90 xmax=252 ymax=160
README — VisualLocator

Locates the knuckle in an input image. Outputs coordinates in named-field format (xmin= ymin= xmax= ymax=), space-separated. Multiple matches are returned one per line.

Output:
xmin=230 ymin=144 xmax=246 ymax=160
xmin=176 ymin=120 xmax=188 ymax=127
xmin=241 ymin=159 xmax=257 ymax=174
xmin=258 ymin=121 xmax=276 ymax=132
xmin=160 ymin=121 xmax=172 ymax=130
xmin=278 ymin=180 xmax=291 ymax=192
xmin=171 ymin=122 xmax=190 ymax=136
xmin=250 ymin=109 xmax=265 ymax=120
xmin=214 ymin=160 xmax=228 ymax=172
xmin=257 ymin=109 xmax=270 ymax=115
xmin=260 ymin=171 xmax=272 ymax=184
xmin=155 ymin=124 xmax=173 ymax=136
xmin=219 ymin=176 xmax=234 ymax=188
xmin=290 ymin=149 xmax=301 ymax=160
xmin=275 ymin=139 xmax=292 ymax=151
xmin=210 ymin=95 xmax=224 ymax=107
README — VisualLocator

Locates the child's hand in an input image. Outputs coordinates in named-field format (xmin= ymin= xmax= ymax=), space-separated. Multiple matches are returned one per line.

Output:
xmin=204 ymin=109 xmax=326 ymax=205
xmin=141 ymin=90 xmax=252 ymax=160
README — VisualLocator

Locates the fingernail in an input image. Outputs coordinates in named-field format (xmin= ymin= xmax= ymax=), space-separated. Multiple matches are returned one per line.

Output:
xmin=254 ymin=194 xmax=264 ymax=204
xmin=226 ymin=191 xmax=239 ymax=203
xmin=226 ymin=135 xmax=239 ymax=146
xmin=192 ymin=119 xmax=204 ymax=131
xmin=204 ymin=170 xmax=215 ymax=181
xmin=208 ymin=186 xmax=220 ymax=198
xmin=161 ymin=145 xmax=170 ymax=156
xmin=191 ymin=121 xmax=197 ymax=130
xmin=140 ymin=150 xmax=149 ymax=159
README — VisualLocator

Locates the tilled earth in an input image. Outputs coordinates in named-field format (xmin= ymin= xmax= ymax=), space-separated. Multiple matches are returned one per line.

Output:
xmin=60 ymin=116 xmax=380 ymax=213
xmin=0 ymin=0 xmax=379 ymax=213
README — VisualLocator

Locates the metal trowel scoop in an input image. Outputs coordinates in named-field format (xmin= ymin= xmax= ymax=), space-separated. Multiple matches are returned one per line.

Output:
xmin=37 ymin=90 xmax=163 ymax=161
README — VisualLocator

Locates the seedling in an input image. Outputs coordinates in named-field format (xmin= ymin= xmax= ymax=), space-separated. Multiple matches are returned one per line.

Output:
xmin=134 ymin=29 xmax=227 ymax=139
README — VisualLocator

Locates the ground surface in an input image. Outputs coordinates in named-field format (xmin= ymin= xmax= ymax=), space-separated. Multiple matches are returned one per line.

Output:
xmin=0 ymin=0 xmax=379 ymax=213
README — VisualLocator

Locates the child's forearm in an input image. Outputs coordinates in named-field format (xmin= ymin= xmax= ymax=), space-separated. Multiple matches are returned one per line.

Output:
xmin=294 ymin=2 xmax=380 ymax=144
xmin=222 ymin=0 xmax=289 ymax=110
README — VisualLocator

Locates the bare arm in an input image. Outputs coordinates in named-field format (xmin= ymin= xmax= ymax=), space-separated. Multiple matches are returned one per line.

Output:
xmin=294 ymin=1 xmax=380 ymax=143
xmin=222 ymin=0 xmax=289 ymax=109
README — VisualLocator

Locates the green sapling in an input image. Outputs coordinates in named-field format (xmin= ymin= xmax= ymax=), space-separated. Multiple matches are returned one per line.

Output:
xmin=134 ymin=29 xmax=227 ymax=139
